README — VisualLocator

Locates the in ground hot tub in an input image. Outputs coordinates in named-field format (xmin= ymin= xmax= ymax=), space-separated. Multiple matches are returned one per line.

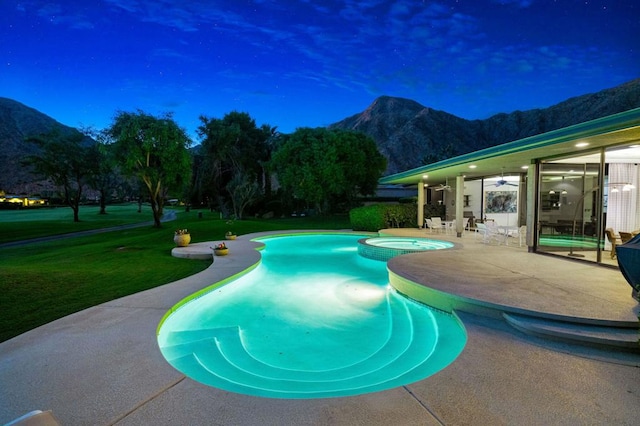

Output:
xmin=358 ymin=237 xmax=454 ymax=261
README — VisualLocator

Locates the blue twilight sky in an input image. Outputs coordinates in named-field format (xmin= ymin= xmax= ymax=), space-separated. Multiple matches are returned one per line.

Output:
xmin=1 ymin=0 xmax=638 ymax=141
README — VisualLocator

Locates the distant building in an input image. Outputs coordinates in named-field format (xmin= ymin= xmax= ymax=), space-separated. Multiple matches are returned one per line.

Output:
xmin=0 ymin=192 xmax=47 ymax=207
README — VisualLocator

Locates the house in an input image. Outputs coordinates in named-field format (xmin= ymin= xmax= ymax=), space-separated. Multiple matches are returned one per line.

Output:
xmin=0 ymin=192 xmax=47 ymax=207
xmin=380 ymin=107 xmax=640 ymax=267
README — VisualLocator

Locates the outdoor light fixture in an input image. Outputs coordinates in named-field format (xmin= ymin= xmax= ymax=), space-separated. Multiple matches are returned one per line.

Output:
xmin=575 ymin=142 xmax=589 ymax=148
xmin=561 ymin=189 xmax=568 ymax=195
xmin=549 ymin=189 xmax=556 ymax=194
xmin=611 ymin=186 xmax=619 ymax=193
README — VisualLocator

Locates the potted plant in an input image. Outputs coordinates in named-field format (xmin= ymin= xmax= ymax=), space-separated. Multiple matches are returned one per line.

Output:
xmin=213 ymin=242 xmax=229 ymax=256
xmin=225 ymin=231 xmax=237 ymax=240
xmin=174 ymin=229 xmax=191 ymax=247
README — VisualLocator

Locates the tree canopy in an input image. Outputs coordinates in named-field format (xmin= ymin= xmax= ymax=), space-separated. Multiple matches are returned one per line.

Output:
xmin=107 ymin=110 xmax=192 ymax=228
xmin=269 ymin=128 xmax=386 ymax=214
xmin=195 ymin=111 xmax=276 ymax=217
xmin=23 ymin=128 xmax=91 ymax=222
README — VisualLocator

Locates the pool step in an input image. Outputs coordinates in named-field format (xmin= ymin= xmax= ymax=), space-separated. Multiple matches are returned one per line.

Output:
xmin=212 ymin=293 xmax=419 ymax=381
xmin=159 ymin=297 xmax=465 ymax=398
xmin=503 ymin=313 xmax=640 ymax=352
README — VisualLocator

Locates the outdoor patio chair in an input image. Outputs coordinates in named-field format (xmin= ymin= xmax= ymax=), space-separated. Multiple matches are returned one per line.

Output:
xmin=619 ymin=231 xmax=633 ymax=244
xmin=604 ymin=228 xmax=622 ymax=259
xmin=445 ymin=219 xmax=456 ymax=235
xmin=425 ymin=218 xmax=434 ymax=233
xmin=518 ymin=225 xmax=527 ymax=247
xmin=474 ymin=222 xmax=487 ymax=240
xmin=484 ymin=221 xmax=506 ymax=245
xmin=430 ymin=217 xmax=445 ymax=233
xmin=462 ymin=217 xmax=470 ymax=234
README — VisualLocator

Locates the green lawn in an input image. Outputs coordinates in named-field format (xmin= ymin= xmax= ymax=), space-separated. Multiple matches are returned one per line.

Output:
xmin=0 ymin=207 xmax=352 ymax=343
xmin=0 ymin=204 xmax=158 ymax=243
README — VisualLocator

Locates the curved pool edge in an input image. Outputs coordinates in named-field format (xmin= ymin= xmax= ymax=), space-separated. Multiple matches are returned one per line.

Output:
xmin=156 ymin=261 xmax=262 ymax=336
xmin=157 ymin=232 xmax=469 ymax=399
xmin=358 ymin=237 xmax=457 ymax=261
xmin=158 ymin=230 xmax=376 ymax=336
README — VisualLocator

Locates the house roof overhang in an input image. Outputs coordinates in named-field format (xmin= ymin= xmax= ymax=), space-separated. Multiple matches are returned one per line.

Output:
xmin=379 ymin=108 xmax=640 ymax=186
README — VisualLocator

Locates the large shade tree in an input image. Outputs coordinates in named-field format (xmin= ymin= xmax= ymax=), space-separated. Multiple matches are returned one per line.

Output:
xmin=270 ymin=128 xmax=386 ymax=214
xmin=195 ymin=111 xmax=274 ymax=216
xmin=82 ymin=128 xmax=123 ymax=215
xmin=107 ymin=110 xmax=192 ymax=227
xmin=23 ymin=128 xmax=92 ymax=222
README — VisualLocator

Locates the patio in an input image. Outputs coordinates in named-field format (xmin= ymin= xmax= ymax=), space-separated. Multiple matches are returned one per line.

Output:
xmin=1 ymin=230 xmax=639 ymax=425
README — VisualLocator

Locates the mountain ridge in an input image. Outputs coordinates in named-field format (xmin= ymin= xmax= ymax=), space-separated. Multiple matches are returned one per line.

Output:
xmin=2 ymin=78 xmax=639 ymax=192
xmin=330 ymin=78 xmax=640 ymax=174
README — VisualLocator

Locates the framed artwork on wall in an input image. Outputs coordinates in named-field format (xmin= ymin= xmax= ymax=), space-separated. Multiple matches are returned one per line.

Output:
xmin=485 ymin=190 xmax=517 ymax=213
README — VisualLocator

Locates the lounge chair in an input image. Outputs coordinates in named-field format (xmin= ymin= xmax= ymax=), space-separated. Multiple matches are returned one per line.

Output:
xmin=619 ymin=231 xmax=633 ymax=244
xmin=604 ymin=228 xmax=622 ymax=259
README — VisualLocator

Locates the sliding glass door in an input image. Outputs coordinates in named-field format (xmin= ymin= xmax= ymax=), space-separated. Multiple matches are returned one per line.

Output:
xmin=537 ymin=143 xmax=639 ymax=266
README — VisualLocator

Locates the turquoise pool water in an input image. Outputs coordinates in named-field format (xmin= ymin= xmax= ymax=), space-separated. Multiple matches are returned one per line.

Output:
xmin=539 ymin=235 xmax=599 ymax=248
xmin=157 ymin=233 xmax=466 ymax=399
xmin=365 ymin=237 xmax=454 ymax=250
xmin=358 ymin=237 xmax=454 ymax=261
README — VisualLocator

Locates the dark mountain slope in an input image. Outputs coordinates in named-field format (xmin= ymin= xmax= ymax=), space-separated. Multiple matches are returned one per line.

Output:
xmin=0 ymin=97 xmax=88 ymax=192
xmin=331 ymin=78 xmax=640 ymax=175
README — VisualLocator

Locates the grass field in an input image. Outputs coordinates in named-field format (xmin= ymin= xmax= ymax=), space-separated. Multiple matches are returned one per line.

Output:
xmin=0 ymin=206 xmax=352 ymax=342
xmin=0 ymin=204 xmax=156 ymax=243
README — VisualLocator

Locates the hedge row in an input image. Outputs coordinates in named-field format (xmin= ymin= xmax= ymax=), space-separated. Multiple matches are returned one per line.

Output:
xmin=349 ymin=203 xmax=418 ymax=232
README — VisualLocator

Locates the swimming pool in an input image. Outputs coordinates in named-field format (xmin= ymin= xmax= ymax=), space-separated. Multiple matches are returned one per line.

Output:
xmin=157 ymin=233 xmax=466 ymax=399
xmin=358 ymin=236 xmax=454 ymax=261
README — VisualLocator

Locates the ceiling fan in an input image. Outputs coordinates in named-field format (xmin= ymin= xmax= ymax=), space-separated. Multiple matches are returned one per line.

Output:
xmin=492 ymin=170 xmax=519 ymax=187
xmin=434 ymin=178 xmax=451 ymax=191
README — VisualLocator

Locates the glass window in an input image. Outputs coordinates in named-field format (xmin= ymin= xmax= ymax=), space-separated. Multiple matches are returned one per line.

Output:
xmin=537 ymin=143 xmax=640 ymax=266
xmin=537 ymin=157 xmax=601 ymax=263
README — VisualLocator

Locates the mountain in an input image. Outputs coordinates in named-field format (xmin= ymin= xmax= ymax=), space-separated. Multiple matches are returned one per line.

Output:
xmin=0 ymin=97 xmax=89 ymax=193
xmin=330 ymin=78 xmax=640 ymax=175
xmin=2 ymin=79 xmax=639 ymax=192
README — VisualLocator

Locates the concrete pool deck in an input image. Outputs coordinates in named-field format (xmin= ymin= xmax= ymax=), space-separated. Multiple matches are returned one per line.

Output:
xmin=1 ymin=229 xmax=639 ymax=425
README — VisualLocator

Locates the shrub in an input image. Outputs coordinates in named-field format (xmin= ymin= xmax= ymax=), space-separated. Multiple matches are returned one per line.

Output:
xmin=350 ymin=203 xmax=418 ymax=231
xmin=349 ymin=204 xmax=387 ymax=231
xmin=424 ymin=203 xmax=445 ymax=219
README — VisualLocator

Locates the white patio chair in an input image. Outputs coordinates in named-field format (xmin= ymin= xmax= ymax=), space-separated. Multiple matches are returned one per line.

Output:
xmin=431 ymin=217 xmax=445 ymax=233
xmin=474 ymin=222 xmax=487 ymax=241
xmin=518 ymin=225 xmax=527 ymax=247
xmin=484 ymin=221 xmax=506 ymax=245
xmin=445 ymin=219 xmax=456 ymax=235
xmin=462 ymin=217 xmax=470 ymax=234
xmin=425 ymin=218 xmax=434 ymax=233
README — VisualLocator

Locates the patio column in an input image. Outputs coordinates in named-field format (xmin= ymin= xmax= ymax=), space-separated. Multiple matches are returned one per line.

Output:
xmin=525 ymin=164 xmax=536 ymax=249
xmin=417 ymin=181 xmax=425 ymax=228
xmin=455 ymin=175 xmax=464 ymax=237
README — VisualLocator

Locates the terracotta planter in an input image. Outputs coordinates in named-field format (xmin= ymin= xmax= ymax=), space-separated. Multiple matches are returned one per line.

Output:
xmin=214 ymin=248 xmax=229 ymax=256
xmin=174 ymin=234 xmax=191 ymax=247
